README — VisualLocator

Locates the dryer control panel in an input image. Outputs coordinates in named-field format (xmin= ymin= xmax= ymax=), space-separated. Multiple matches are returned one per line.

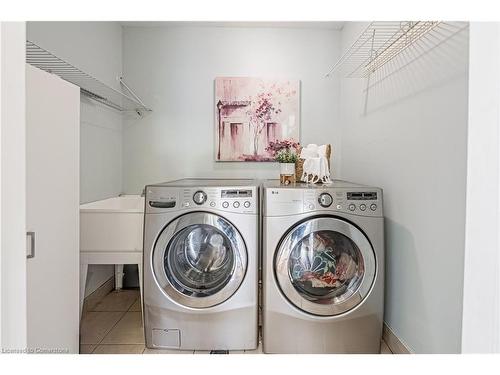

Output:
xmin=265 ymin=185 xmax=383 ymax=217
xmin=145 ymin=185 xmax=258 ymax=215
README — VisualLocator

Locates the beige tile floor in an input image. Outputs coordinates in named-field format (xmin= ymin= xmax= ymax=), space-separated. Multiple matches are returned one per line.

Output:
xmin=80 ymin=288 xmax=392 ymax=354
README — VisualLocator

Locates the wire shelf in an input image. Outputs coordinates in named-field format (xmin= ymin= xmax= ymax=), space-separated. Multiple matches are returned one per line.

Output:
xmin=326 ymin=21 xmax=467 ymax=79
xmin=26 ymin=41 xmax=152 ymax=115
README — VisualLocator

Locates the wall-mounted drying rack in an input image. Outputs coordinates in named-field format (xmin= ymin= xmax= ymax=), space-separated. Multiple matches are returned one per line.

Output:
xmin=26 ymin=41 xmax=152 ymax=116
xmin=325 ymin=21 xmax=467 ymax=79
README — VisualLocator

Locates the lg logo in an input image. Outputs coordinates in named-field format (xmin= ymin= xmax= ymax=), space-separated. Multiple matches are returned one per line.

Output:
xmin=271 ymin=191 xmax=279 ymax=195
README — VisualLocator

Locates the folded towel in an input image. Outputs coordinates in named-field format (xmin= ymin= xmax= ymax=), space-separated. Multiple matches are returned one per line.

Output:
xmin=299 ymin=144 xmax=316 ymax=158
xmin=300 ymin=143 xmax=331 ymax=184
xmin=317 ymin=144 xmax=328 ymax=158
xmin=306 ymin=144 xmax=319 ymax=153
xmin=300 ymin=148 xmax=318 ymax=159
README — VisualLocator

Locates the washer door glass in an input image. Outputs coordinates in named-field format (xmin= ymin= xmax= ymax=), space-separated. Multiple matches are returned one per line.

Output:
xmin=165 ymin=224 xmax=235 ymax=297
xmin=275 ymin=217 xmax=376 ymax=316
xmin=152 ymin=212 xmax=247 ymax=308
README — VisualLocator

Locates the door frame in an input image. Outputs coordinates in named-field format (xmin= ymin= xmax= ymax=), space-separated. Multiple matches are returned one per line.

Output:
xmin=462 ymin=22 xmax=500 ymax=353
xmin=0 ymin=21 xmax=27 ymax=351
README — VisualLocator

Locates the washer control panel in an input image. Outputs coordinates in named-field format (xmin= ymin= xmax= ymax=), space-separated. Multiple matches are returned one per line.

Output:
xmin=265 ymin=186 xmax=382 ymax=217
xmin=304 ymin=189 xmax=381 ymax=215
xmin=182 ymin=188 xmax=255 ymax=213
xmin=146 ymin=185 xmax=258 ymax=214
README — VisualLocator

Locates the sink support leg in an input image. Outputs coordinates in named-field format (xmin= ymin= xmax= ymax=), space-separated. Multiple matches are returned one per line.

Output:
xmin=115 ymin=264 xmax=124 ymax=290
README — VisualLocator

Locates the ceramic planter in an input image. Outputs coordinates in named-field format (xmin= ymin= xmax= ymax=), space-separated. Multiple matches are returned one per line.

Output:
xmin=280 ymin=162 xmax=296 ymax=185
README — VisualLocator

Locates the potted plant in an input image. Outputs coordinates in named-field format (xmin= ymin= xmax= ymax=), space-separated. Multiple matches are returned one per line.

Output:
xmin=266 ymin=139 xmax=300 ymax=185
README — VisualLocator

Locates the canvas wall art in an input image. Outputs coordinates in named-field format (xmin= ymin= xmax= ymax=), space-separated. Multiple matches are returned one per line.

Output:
xmin=215 ymin=77 xmax=300 ymax=161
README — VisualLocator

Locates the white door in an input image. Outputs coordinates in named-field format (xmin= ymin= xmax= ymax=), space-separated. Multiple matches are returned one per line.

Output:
xmin=26 ymin=64 xmax=80 ymax=353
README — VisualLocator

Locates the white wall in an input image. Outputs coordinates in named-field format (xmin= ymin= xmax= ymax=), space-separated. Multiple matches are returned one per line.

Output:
xmin=26 ymin=22 xmax=123 ymax=296
xmin=0 ymin=21 xmax=27 ymax=350
xmin=339 ymin=23 xmax=469 ymax=353
xmin=461 ymin=22 xmax=500 ymax=353
xmin=121 ymin=26 xmax=341 ymax=193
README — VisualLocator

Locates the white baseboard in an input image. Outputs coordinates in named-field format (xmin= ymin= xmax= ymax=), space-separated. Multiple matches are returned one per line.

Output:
xmin=383 ymin=323 xmax=413 ymax=354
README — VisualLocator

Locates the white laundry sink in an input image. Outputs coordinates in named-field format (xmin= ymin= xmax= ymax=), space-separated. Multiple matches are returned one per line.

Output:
xmin=80 ymin=195 xmax=145 ymax=253
xmin=79 ymin=195 xmax=145 ymax=316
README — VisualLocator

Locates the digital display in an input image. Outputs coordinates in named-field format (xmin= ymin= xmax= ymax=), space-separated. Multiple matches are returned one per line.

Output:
xmin=347 ymin=192 xmax=377 ymax=200
xmin=149 ymin=200 xmax=176 ymax=208
xmin=221 ymin=189 xmax=252 ymax=198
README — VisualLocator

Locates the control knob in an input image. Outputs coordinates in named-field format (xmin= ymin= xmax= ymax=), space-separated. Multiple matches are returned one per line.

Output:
xmin=318 ymin=193 xmax=333 ymax=208
xmin=192 ymin=191 xmax=207 ymax=205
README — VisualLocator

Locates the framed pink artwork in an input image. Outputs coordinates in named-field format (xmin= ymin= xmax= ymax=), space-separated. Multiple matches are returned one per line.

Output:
xmin=215 ymin=77 xmax=300 ymax=161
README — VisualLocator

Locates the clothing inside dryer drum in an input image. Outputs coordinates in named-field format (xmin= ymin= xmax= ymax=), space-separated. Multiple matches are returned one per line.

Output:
xmin=288 ymin=230 xmax=365 ymax=304
xmin=165 ymin=224 xmax=235 ymax=297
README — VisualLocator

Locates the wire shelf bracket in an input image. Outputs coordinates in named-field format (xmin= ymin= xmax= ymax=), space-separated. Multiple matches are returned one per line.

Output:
xmin=325 ymin=21 xmax=455 ymax=79
xmin=26 ymin=40 xmax=152 ymax=116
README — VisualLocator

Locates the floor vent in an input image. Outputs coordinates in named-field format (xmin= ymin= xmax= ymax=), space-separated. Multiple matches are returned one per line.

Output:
xmin=210 ymin=350 xmax=229 ymax=354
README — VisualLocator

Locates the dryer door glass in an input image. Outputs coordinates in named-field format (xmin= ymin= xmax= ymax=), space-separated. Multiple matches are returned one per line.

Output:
xmin=288 ymin=230 xmax=363 ymax=303
xmin=165 ymin=224 xmax=235 ymax=297
xmin=275 ymin=217 xmax=376 ymax=316
xmin=152 ymin=212 xmax=248 ymax=308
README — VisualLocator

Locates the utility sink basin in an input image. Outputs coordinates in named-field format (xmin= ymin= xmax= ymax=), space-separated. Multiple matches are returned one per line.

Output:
xmin=79 ymin=195 xmax=145 ymax=316
xmin=80 ymin=195 xmax=145 ymax=253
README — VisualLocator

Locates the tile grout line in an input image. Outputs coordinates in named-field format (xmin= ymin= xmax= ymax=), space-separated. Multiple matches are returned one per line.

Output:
xmin=82 ymin=290 xmax=139 ymax=353
xmin=127 ymin=297 xmax=140 ymax=312
xmin=87 ymin=291 xmax=139 ymax=313
xmin=129 ymin=296 xmax=146 ymax=353
xmin=384 ymin=339 xmax=393 ymax=354
xmin=91 ymin=310 xmax=128 ymax=352
xmin=100 ymin=295 xmax=143 ymax=351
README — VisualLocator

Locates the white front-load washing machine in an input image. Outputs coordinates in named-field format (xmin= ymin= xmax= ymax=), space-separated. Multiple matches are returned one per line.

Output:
xmin=143 ymin=179 xmax=259 ymax=351
xmin=263 ymin=180 xmax=384 ymax=353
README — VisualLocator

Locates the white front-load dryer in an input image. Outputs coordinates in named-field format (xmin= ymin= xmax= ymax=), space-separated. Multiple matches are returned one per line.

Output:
xmin=263 ymin=180 xmax=384 ymax=353
xmin=143 ymin=179 xmax=259 ymax=351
